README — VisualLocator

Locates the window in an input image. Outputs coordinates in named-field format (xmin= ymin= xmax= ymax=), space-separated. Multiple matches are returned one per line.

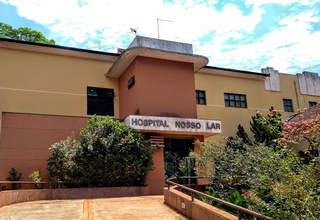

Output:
xmin=87 ymin=87 xmax=114 ymax=116
xmin=283 ymin=99 xmax=293 ymax=112
xmin=309 ymin=101 xmax=317 ymax=108
xmin=196 ymin=90 xmax=206 ymax=105
xmin=127 ymin=75 xmax=135 ymax=89
xmin=224 ymin=93 xmax=247 ymax=108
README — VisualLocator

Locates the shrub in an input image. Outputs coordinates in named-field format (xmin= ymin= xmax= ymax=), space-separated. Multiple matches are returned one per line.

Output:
xmin=6 ymin=168 xmax=22 ymax=190
xmin=29 ymin=170 xmax=43 ymax=189
xmin=250 ymin=107 xmax=282 ymax=149
xmin=191 ymin=139 xmax=320 ymax=219
xmin=47 ymin=115 xmax=156 ymax=187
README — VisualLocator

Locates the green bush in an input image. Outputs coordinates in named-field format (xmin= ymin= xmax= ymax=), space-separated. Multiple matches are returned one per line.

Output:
xmin=47 ymin=115 xmax=156 ymax=187
xmin=191 ymin=140 xmax=320 ymax=219
xmin=29 ymin=170 xmax=43 ymax=189
xmin=190 ymin=109 xmax=319 ymax=219
xmin=250 ymin=107 xmax=282 ymax=149
xmin=6 ymin=168 xmax=22 ymax=190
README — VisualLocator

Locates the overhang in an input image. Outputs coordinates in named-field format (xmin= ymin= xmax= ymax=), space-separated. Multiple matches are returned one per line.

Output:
xmin=105 ymin=47 xmax=209 ymax=78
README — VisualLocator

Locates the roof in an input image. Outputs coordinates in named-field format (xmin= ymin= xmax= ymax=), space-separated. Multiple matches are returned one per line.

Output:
xmin=105 ymin=46 xmax=209 ymax=78
xmin=0 ymin=37 xmax=119 ymax=62
xmin=285 ymin=103 xmax=320 ymax=122
xmin=0 ymin=38 xmax=269 ymax=79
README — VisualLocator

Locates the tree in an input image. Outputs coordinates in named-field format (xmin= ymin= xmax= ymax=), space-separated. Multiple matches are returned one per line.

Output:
xmin=191 ymin=140 xmax=320 ymax=219
xmin=0 ymin=22 xmax=55 ymax=45
xmin=280 ymin=113 xmax=320 ymax=160
xmin=47 ymin=115 xmax=156 ymax=187
xmin=236 ymin=124 xmax=252 ymax=145
xmin=229 ymin=108 xmax=282 ymax=151
xmin=250 ymin=107 xmax=282 ymax=149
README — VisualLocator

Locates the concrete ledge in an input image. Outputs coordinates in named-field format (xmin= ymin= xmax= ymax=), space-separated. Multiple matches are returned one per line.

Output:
xmin=0 ymin=186 xmax=149 ymax=208
xmin=164 ymin=187 xmax=237 ymax=220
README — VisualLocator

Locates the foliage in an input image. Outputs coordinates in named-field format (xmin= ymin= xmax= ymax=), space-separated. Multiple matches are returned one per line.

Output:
xmin=0 ymin=22 xmax=55 ymax=45
xmin=197 ymin=191 xmax=245 ymax=215
xmin=29 ymin=170 xmax=43 ymax=189
xmin=189 ymin=108 xmax=320 ymax=219
xmin=250 ymin=107 xmax=282 ymax=149
xmin=164 ymin=151 xmax=181 ymax=180
xmin=197 ymin=191 xmax=219 ymax=206
xmin=47 ymin=115 xmax=156 ymax=187
xmin=226 ymin=136 xmax=248 ymax=152
xmin=164 ymin=151 xmax=195 ymax=182
xmin=191 ymin=139 xmax=320 ymax=219
xmin=236 ymin=124 xmax=252 ymax=145
xmin=6 ymin=168 xmax=22 ymax=190
xmin=280 ymin=113 xmax=320 ymax=158
xmin=47 ymin=134 xmax=79 ymax=183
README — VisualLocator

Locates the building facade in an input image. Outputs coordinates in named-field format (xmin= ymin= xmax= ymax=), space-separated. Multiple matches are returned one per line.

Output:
xmin=0 ymin=36 xmax=320 ymax=194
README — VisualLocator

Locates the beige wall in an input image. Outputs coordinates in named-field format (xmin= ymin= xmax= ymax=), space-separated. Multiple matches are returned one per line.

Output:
xmin=0 ymin=47 xmax=119 ymax=143
xmin=195 ymin=71 xmax=320 ymax=141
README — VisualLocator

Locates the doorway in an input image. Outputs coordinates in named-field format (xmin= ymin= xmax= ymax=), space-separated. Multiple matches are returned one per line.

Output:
xmin=163 ymin=137 xmax=196 ymax=182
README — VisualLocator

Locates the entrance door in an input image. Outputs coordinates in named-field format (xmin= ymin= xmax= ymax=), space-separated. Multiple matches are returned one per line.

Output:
xmin=163 ymin=137 xmax=195 ymax=181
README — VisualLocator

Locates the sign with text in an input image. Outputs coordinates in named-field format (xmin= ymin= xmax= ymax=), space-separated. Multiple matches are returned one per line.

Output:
xmin=124 ymin=115 xmax=222 ymax=134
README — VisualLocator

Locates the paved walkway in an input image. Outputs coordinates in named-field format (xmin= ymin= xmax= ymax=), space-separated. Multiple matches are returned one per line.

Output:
xmin=0 ymin=196 xmax=187 ymax=220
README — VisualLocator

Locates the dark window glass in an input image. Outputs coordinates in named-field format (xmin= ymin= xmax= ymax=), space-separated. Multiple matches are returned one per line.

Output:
xmin=309 ymin=102 xmax=317 ymax=108
xmin=224 ymin=93 xmax=247 ymax=108
xmin=196 ymin=90 xmax=206 ymax=105
xmin=127 ymin=76 xmax=135 ymax=89
xmin=283 ymin=99 xmax=293 ymax=112
xmin=87 ymin=87 xmax=114 ymax=116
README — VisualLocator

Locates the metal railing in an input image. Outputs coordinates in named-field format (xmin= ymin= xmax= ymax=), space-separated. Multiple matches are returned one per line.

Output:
xmin=166 ymin=176 xmax=274 ymax=220
xmin=0 ymin=181 xmax=49 ymax=192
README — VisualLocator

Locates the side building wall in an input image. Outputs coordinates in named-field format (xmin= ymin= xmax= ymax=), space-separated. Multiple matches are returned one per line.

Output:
xmin=195 ymin=68 xmax=320 ymax=141
xmin=0 ymin=47 xmax=119 ymax=182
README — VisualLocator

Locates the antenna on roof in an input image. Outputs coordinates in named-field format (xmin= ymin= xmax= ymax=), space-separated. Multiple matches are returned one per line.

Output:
xmin=157 ymin=18 xmax=173 ymax=39
xmin=129 ymin=27 xmax=138 ymax=35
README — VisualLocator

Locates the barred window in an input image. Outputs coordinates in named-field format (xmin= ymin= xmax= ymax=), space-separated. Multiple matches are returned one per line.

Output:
xmin=196 ymin=90 xmax=206 ymax=105
xmin=224 ymin=93 xmax=247 ymax=108
xmin=309 ymin=101 xmax=317 ymax=108
xmin=283 ymin=99 xmax=293 ymax=112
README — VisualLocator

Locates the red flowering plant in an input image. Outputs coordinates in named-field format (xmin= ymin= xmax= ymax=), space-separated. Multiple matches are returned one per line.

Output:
xmin=279 ymin=113 xmax=320 ymax=150
xmin=279 ymin=113 xmax=320 ymax=168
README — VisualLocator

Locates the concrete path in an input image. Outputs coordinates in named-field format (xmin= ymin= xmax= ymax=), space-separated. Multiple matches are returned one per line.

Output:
xmin=0 ymin=196 xmax=188 ymax=220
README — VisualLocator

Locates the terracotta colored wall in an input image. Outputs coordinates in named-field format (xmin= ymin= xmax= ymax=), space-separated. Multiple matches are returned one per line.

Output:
xmin=145 ymin=133 xmax=205 ymax=195
xmin=0 ymin=113 xmax=89 ymax=183
xmin=0 ymin=113 xmax=173 ymax=195
xmin=146 ymin=147 xmax=165 ymax=195
xmin=0 ymin=186 xmax=149 ymax=208
xmin=119 ymin=59 xmax=140 ymax=118
xmin=119 ymin=56 xmax=197 ymax=119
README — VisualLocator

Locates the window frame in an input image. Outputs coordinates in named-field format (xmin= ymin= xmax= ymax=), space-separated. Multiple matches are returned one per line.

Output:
xmin=309 ymin=101 xmax=317 ymax=108
xmin=283 ymin=99 xmax=294 ymax=112
xmin=87 ymin=87 xmax=115 ymax=116
xmin=127 ymin=75 xmax=135 ymax=89
xmin=195 ymin=90 xmax=206 ymax=105
xmin=224 ymin=93 xmax=247 ymax=108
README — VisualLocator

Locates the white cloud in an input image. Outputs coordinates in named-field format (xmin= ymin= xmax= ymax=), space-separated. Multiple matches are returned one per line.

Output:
xmin=199 ymin=9 xmax=320 ymax=74
xmin=2 ymin=0 xmax=320 ymax=74
xmin=245 ymin=0 xmax=316 ymax=6
xmin=279 ymin=11 xmax=319 ymax=25
xmin=3 ymin=0 xmax=263 ymax=43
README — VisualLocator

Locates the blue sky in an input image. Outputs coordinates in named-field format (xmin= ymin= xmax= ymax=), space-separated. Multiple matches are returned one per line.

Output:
xmin=0 ymin=0 xmax=320 ymax=74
